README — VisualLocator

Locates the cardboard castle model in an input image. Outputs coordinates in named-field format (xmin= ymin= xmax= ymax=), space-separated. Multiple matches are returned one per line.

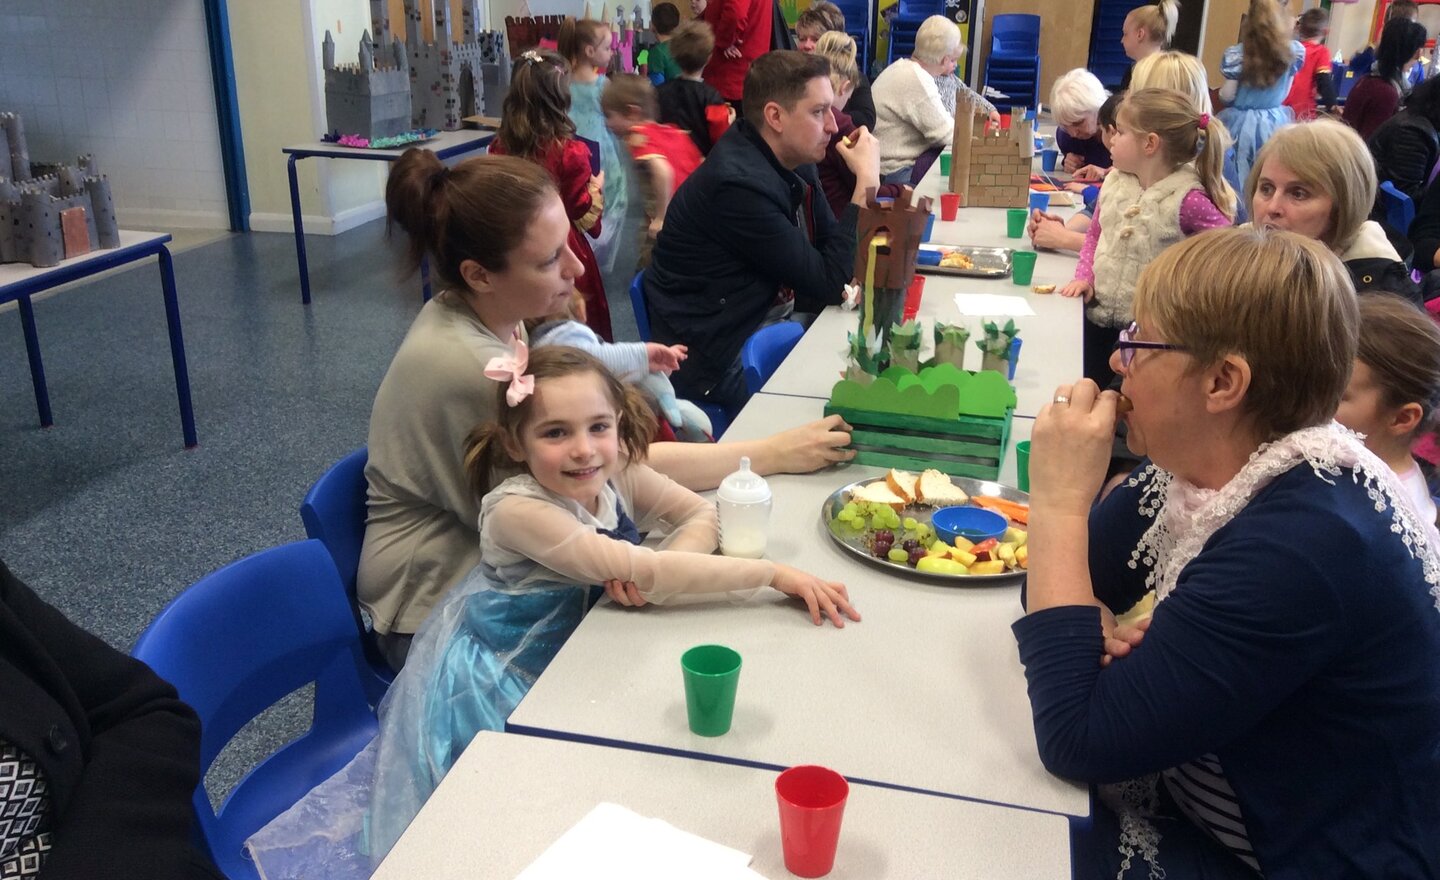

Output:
xmin=948 ymin=93 xmax=1032 ymax=209
xmin=0 ymin=112 xmax=119 ymax=269
xmin=324 ymin=0 xmax=510 ymax=140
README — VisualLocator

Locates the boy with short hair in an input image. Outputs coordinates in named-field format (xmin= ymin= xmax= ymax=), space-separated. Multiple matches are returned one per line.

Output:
xmin=646 ymin=2 xmax=683 ymax=82
xmin=656 ymin=20 xmax=733 ymax=154
xmin=1284 ymin=8 xmax=1336 ymax=120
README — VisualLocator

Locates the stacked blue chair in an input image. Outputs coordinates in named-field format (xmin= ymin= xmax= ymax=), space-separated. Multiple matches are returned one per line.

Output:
xmin=301 ymin=446 xmax=395 ymax=706
xmin=886 ymin=0 xmax=946 ymax=65
xmin=629 ymin=270 xmax=732 ymax=437
xmin=132 ymin=540 xmax=379 ymax=880
xmin=1087 ymin=0 xmax=1138 ymax=90
xmin=831 ymin=0 xmax=872 ymax=73
xmin=741 ymin=322 xmax=806 ymax=396
xmin=982 ymin=14 xmax=1040 ymax=111
xmin=1379 ymin=181 xmax=1416 ymax=236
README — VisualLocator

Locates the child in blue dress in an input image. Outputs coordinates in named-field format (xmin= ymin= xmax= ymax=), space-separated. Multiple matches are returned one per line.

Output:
xmin=246 ymin=345 xmax=859 ymax=877
xmin=1217 ymin=0 xmax=1304 ymax=220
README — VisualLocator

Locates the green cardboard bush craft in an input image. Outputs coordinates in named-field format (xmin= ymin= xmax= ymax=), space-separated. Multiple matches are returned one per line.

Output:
xmin=829 ymin=190 xmax=1019 ymax=480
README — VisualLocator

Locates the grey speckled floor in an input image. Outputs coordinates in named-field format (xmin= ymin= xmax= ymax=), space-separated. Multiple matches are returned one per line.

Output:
xmin=0 ymin=219 xmax=639 ymax=804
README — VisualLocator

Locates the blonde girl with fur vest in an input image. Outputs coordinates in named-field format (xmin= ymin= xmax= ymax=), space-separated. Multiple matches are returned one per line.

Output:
xmin=1060 ymin=88 xmax=1237 ymax=384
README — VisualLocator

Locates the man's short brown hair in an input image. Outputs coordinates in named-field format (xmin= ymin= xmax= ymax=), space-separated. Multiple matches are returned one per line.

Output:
xmin=742 ymin=51 xmax=831 ymax=128
xmin=669 ymin=21 xmax=716 ymax=74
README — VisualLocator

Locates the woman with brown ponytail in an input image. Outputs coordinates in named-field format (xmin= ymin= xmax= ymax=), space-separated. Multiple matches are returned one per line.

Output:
xmin=359 ymin=150 xmax=858 ymax=669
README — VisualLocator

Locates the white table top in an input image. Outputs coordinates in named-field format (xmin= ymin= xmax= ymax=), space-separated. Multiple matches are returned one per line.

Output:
xmin=374 ymin=731 xmax=1072 ymax=879
xmin=760 ymin=168 xmax=1083 ymax=417
xmin=0 ymin=230 xmax=172 ymax=295
xmin=281 ymin=128 xmax=492 ymax=160
xmin=508 ymin=392 xmax=1084 ymax=819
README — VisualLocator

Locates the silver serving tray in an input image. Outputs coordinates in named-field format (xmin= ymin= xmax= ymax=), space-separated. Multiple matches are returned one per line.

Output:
xmin=916 ymin=245 xmax=1013 ymax=279
xmin=821 ymin=477 xmax=1029 ymax=586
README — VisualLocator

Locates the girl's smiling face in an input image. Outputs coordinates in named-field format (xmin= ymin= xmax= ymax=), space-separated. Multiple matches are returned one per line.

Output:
xmin=510 ymin=372 xmax=622 ymax=513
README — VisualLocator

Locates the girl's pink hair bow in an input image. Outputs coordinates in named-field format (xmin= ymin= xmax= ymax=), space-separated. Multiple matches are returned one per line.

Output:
xmin=484 ymin=336 xmax=535 ymax=406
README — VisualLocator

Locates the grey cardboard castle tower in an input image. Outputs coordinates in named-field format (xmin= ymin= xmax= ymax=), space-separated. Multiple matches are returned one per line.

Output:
xmin=324 ymin=0 xmax=510 ymax=140
xmin=948 ymin=92 xmax=1032 ymax=209
xmin=0 ymin=112 xmax=119 ymax=269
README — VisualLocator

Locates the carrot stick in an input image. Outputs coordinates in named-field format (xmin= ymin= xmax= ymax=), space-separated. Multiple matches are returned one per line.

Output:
xmin=974 ymin=496 xmax=1029 ymax=525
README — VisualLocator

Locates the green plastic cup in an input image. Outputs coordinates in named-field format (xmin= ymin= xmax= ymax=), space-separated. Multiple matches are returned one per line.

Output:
xmin=681 ymin=644 xmax=742 ymax=736
xmin=1006 ymin=208 xmax=1027 ymax=238
xmin=1015 ymin=440 xmax=1031 ymax=492
xmin=939 ymin=152 xmax=952 ymax=176
xmin=1011 ymin=250 xmax=1038 ymax=285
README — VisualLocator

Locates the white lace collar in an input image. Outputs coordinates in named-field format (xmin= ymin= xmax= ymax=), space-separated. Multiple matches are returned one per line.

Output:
xmin=1126 ymin=421 xmax=1440 ymax=609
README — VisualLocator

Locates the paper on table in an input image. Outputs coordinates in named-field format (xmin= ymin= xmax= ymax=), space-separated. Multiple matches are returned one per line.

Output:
xmin=953 ymin=293 xmax=1038 ymax=317
xmin=515 ymin=802 xmax=756 ymax=880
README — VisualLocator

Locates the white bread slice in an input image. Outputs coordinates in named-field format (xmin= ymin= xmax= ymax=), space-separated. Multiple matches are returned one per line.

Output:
xmin=850 ymin=481 xmax=908 ymax=511
xmin=885 ymin=468 xmax=919 ymax=504
xmin=916 ymin=469 xmax=969 ymax=506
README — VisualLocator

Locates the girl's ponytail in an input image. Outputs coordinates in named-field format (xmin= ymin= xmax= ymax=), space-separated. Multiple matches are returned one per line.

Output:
xmin=464 ymin=423 xmax=510 ymax=501
xmin=1194 ymin=112 xmax=1237 ymax=220
xmin=558 ymin=17 xmax=607 ymax=68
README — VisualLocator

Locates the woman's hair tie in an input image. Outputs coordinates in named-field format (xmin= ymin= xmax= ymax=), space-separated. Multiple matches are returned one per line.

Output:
xmin=521 ymin=49 xmax=545 ymax=64
xmin=1197 ymin=112 xmax=1210 ymax=130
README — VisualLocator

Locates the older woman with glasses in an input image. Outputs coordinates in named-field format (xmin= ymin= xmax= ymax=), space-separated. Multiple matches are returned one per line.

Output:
xmin=1015 ymin=226 xmax=1440 ymax=878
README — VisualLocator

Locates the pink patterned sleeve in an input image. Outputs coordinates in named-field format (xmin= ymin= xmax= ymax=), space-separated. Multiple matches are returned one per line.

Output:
xmin=1178 ymin=189 xmax=1233 ymax=235
xmin=1075 ymin=203 xmax=1102 ymax=285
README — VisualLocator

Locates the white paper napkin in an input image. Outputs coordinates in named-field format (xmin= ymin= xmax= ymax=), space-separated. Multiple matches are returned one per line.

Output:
xmin=953 ymin=293 xmax=1037 ymax=317
xmin=514 ymin=802 xmax=757 ymax=880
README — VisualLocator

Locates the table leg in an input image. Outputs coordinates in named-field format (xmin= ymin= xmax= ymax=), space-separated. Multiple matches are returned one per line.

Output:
xmin=16 ymin=295 xmax=52 ymax=428
xmin=288 ymin=154 xmax=312 ymax=305
xmin=157 ymin=247 xmax=198 ymax=448
xmin=420 ymin=255 xmax=433 ymax=302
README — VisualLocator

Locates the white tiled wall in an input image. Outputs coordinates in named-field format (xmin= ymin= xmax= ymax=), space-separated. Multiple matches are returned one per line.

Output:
xmin=0 ymin=0 xmax=230 ymax=230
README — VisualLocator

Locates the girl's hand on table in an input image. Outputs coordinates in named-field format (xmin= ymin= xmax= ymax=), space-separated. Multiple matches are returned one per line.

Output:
xmin=605 ymin=579 xmax=646 ymax=607
xmin=647 ymin=342 xmax=687 ymax=373
xmin=1058 ymin=280 xmax=1093 ymax=301
xmin=1072 ymin=164 xmax=1109 ymax=182
xmin=764 ymin=414 xmax=856 ymax=473
xmin=1031 ymin=379 xmax=1120 ymax=518
xmin=1027 ymin=208 xmax=1063 ymax=238
xmin=771 ymin=563 xmax=860 ymax=627
xmin=1031 ymin=214 xmax=1081 ymax=252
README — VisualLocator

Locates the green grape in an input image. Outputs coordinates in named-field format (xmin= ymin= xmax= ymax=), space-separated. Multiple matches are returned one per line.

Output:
xmin=903 ymin=517 xmax=918 ymax=530
xmin=887 ymin=547 xmax=909 ymax=563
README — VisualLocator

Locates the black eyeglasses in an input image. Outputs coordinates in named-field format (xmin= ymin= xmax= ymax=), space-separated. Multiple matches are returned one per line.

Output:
xmin=1113 ymin=322 xmax=1188 ymax=368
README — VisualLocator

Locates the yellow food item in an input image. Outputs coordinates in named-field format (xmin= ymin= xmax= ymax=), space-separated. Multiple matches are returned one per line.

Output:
xmin=969 ymin=559 xmax=1006 ymax=576
xmin=916 ymin=555 xmax=969 ymax=575
xmin=939 ymin=251 xmax=974 ymax=269
xmin=1004 ymin=526 xmax=1028 ymax=548
xmin=1031 ymin=284 xmax=1056 ymax=294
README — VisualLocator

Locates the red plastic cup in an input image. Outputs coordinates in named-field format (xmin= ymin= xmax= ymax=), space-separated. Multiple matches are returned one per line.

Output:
xmin=904 ymin=274 xmax=925 ymax=321
xmin=939 ymin=191 xmax=960 ymax=221
xmin=998 ymin=113 xmax=1012 ymax=130
xmin=776 ymin=765 xmax=849 ymax=878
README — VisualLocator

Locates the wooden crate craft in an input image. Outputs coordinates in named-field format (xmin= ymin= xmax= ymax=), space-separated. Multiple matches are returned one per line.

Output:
xmin=824 ymin=364 xmax=1016 ymax=481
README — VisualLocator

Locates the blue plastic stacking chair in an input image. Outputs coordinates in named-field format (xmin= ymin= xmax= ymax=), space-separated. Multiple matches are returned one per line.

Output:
xmin=741 ymin=322 xmax=806 ymax=395
xmin=1380 ymin=181 xmax=1416 ymax=236
xmin=132 ymin=541 xmax=379 ymax=880
xmin=630 ymin=270 xmax=652 ymax=341
xmin=301 ymin=447 xmax=394 ymax=704
xmin=983 ymin=14 xmax=1041 ymax=110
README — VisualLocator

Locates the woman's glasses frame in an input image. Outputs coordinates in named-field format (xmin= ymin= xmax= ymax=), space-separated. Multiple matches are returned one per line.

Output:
xmin=1113 ymin=322 xmax=1188 ymax=369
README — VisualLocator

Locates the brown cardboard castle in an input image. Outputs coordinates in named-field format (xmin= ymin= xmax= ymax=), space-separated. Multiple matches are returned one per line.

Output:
xmin=948 ymin=93 xmax=1032 ymax=209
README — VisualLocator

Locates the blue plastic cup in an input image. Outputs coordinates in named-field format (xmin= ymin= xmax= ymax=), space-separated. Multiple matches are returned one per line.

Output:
xmin=923 ymin=212 xmax=936 ymax=242
xmin=1041 ymin=149 xmax=1058 ymax=172
xmin=1028 ymin=191 xmax=1049 ymax=214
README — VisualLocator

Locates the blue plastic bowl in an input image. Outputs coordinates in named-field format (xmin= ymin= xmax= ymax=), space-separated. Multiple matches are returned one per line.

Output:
xmin=932 ymin=506 xmax=1008 ymax=545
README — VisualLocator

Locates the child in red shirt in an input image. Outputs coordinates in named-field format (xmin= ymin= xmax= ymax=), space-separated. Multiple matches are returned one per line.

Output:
xmin=1283 ymin=8 xmax=1337 ymax=121
xmin=602 ymin=74 xmax=705 ymax=264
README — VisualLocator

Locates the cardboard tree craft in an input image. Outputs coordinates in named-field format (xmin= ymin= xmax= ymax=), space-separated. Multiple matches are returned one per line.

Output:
xmin=949 ymin=94 xmax=1033 ymax=208
xmin=827 ymin=187 xmax=1017 ymax=480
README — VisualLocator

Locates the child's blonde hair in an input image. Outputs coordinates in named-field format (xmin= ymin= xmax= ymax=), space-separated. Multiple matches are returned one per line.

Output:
xmin=601 ymin=73 xmax=658 ymax=121
xmin=463 ymin=346 xmax=656 ymax=499
xmin=1119 ymin=87 xmax=1236 ymax=219
xmin=1130 ymin=50 xmax=1213 ymax=114
xmin=815 ymin=31 xmax=859 ymax=93
xmin=1125 ymin=0 xmax=1181 ymax=47
xmin=1238 ymin=0 xmax=1294 ymax=87
xmin=1355 ymin=293 xmax=1440 ymax=435
xmin=558 ymin=17 xmax=610 ymax=69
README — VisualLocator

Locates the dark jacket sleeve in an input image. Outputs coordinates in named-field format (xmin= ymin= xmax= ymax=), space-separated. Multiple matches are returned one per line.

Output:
xmin=847 ymin=72 xmax=877 ymax=132
xmin=1412 ymin=183 xmax=1440 ymax=273
xmin=1371 ymin=120 xmax=1437 ymax=202
xmin=0 ymin=562 xmax=217 ymax=879
xmin=710 ymin=177 xmax=858 ymax=312
xmin=1315 ymin=70 xmax=1337 ymax=110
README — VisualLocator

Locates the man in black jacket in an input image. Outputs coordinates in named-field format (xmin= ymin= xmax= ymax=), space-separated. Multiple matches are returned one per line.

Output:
xmin=0 ymin=560 xmax=222 ymax=879
xmin=646 ymin=50 xmax=880 ymax=411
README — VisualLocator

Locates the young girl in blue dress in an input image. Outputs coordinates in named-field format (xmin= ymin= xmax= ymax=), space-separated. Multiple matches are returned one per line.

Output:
xmin=1217 ymin=0 xmax=1304 ymax=219
xmin=246 ymin=346 xmax=859 ymax=877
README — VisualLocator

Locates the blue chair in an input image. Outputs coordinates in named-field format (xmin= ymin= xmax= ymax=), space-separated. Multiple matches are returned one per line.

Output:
xmin=741 ymin=322 xmax=805 ymax=395
xmin=1380 ymin=180 xmax=1416 ymax=236
xmin=301 ymin=447 xmax=394 ymax=704
xmin=983 ymin=14 xmax=1041 ymax=111
xmin=629 ymin=270 xmax=652 ymax=341
xmin=132 ymin=541 xmax=379 ymax=880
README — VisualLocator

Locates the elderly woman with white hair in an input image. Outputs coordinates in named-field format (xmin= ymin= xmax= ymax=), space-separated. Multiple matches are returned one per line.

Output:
xmin=871 ymin=14 xmax=1000 ymax=184
xmin=1051 ymin=68 xmax=1112 ymax=178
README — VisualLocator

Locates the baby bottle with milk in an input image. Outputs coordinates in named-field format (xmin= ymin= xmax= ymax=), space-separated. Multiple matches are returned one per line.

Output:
xmin=716 ymin=456 xmax=772 ymax=558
